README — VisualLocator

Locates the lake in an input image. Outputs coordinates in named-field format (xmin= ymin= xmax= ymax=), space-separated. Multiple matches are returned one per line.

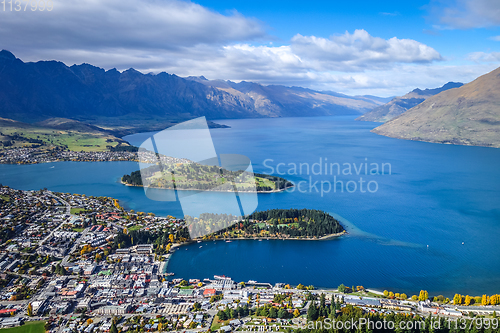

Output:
xmin=1 ymin=115 xmax=499 ymax=297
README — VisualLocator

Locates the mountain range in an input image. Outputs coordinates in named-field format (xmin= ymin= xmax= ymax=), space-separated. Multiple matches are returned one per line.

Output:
xmin=372 ymin=66 xmax=500 ymax=148
xmin=356 ymin=82 xmax=463 ymax=123
xmin=0 ymin=50 xmax=386 ymax=130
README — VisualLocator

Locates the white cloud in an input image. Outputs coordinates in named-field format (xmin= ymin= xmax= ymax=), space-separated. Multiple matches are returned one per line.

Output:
xmin=0 ymin=0 xmax=483 ymax=97
xmin=490 ymin=36 xmax=500 ymax=41
xmin=428 ymin=0 xmax=500 ymax=29
xmin=466 ymin=51 xmax=500 ymax=62
xmin=290 ymin=30 xmax=442 ymax=71
xmin=0 ymin=0 xmax=265 ymax=52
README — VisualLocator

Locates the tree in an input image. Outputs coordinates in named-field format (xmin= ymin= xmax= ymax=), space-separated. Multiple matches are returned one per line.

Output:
xmin=411 ymin=295 xmax=418 ymax=301
xmin=482 ymin=294 xmax=490 ymax=306
xmin=338 ymin=284 xmax=347 ymax=293
xmin=269 ymin=307 xmax=277 ymax=318
xmin=320 ymin=293 xmax=326 ymax=308
xmin=383 ymin=290 xmax=389 ymax=297
xmin=454 ymin=294 xmax=462 ymax=305
xmin=418 ymin=290 xmax=429 ymax=301
xmin=296 ymin=284 xmax=305 ymax=290
xmin=465 ymin=295 xmax=472 ymax=306
xmin=86 ymin=318 xmax=93 ymax=325
xmin=110 ymin=321 xmax=118 ymax=333
xmin=293 ymin=309 xmax=300 ymax=318
xmin=218 ymin=310 xmax=227 ymax=321
xmin=169 ymin=234 xmax=174 ymax=243
xmin=27 ymin=303 xmax=33 ymax=316
xmin=400 ymin=293 xmax=407 ymax=300
xmin=277 ymin=308 xmax=287 ymax=319
xmin=307 ymin=302 xmax=318 ymax=321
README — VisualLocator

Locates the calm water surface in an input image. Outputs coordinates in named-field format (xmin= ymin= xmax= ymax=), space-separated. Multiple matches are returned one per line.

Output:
xmin=1 ymin=116 xmax=499 ymax=296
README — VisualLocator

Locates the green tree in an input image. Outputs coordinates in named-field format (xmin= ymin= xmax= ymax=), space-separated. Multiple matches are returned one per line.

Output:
xmin=307 ymin=302 xmax=318 ymax=321
xmin=277 ymin=308 xmax=287 ymax=319
xmin=269 ymin=307 xmax=277 ymax=318
xmin=109 ymin=321 xmax=118 ymax=333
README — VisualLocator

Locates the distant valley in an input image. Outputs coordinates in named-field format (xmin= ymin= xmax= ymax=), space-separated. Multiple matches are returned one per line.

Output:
xmin=356 ymin=82 xmax=463 ymax=123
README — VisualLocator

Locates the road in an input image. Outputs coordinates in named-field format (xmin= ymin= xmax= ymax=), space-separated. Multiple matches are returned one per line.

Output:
xmin=39 ymin=191 xmax=74 ymax=246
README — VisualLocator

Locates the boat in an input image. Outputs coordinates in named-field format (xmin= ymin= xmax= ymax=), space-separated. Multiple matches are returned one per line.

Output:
xmin=225 ymin=240 xmax=232 ymax=243
xmin=199 ymin=246 xmax=202 ymax=248
xmin=166 ymin=272 xmax=174 ymax=276
xmin=197 ymin=240 xmax=202 ymax=243
xmin=214 ymin=275 xmax=232 ymax=281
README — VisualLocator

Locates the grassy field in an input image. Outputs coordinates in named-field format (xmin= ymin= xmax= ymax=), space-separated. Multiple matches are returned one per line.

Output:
xmin=210 ymin=315 xmax=225 ymax=331
xmin=0 ymin=117 xmax=131 ymax=152
xmin=128 ymin=225 xmax=143 ymax=231
xmin=0 ymin=321 xmax=46 ymax=333
xmin=70 ymin=208 xmax=86 ymax=214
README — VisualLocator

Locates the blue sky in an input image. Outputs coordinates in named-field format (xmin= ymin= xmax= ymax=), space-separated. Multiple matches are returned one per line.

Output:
xmin=0 ymin=0 xmax=499 ymax=96
xmin=195 ymin=0 xmax=500 ymax=65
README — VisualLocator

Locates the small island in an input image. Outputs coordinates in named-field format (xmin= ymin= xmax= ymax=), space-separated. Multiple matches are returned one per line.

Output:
xmin=122 ymin=163 xmax=294 ymax=192
xmin=186 ymin=208 xmax=345 ymax=240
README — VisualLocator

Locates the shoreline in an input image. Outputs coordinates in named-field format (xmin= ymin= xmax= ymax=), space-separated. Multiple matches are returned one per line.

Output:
xmin=120 ymin=179 xmax=294 ymax=194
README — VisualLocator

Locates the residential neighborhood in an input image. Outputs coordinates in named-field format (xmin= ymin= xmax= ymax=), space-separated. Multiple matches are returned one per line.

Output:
xmin=0 ymin=185 xmax=499 ymax=332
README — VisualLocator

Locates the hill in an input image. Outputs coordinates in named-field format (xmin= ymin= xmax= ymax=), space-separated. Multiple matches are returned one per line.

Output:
xmin=356 ymin=82 xmax=463 ymax=122
xmin=372 ymin=67 xmax=500 ymax=148
xmin=0 ymin=117 xmax=131 ymax=151
xmin=0 ymin=50 xmax=383 ymax=131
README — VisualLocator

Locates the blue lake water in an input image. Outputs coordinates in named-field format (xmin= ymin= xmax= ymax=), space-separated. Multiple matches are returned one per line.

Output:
xmin=1 ymin=116 xmax=500 ymax=297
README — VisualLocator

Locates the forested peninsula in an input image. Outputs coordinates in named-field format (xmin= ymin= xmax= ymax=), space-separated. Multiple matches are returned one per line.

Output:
xmin=187 ymin=208 xmax=346 ymax=240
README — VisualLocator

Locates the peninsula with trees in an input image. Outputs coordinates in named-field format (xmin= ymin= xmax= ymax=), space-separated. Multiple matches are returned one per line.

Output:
xmin=186 ymin=208 xmax=346 ymax=240
xmin=122 ymin=163 xmax=294 ymax=193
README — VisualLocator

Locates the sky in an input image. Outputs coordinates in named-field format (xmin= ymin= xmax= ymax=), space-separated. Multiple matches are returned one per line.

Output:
xmin=0 ymin=0 xmax=499 ymax=96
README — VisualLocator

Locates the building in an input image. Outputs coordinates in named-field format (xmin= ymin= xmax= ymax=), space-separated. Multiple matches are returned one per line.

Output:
xmin=84 ymin=264 xmax=97 ymax=275
xmin=136 ymin=244 xmax=153 ymax=254
xmin=0 ymin=317 xmax=23 ymax=328
xmin=94 ymin=305 xmax=131 ymax=315
xmin=203 ymin=289 xmax=216 ymax=297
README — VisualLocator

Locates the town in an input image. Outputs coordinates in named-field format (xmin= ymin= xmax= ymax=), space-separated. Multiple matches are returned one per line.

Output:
xmin=0 ymin=185 xmax=499 ymax=332
xmin=0 ymin=147 xmax=191 ymax=165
